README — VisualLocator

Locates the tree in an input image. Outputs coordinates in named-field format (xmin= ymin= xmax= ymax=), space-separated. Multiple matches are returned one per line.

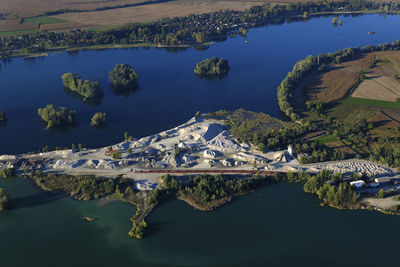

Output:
xmin=91 ymin=112 xmax=106 ymax=127
xmin=112 ymin=151 xmax=122 ymax=159
xmin=0 ymin=167 xmax=16 ymax=178
xmin=194 ymin=57 xmax=230 ymax=78
xmin=0 ymin=188 xmax=9 ymax=212
xmin=377 ymin=189 xmax=385 ymax=198
xmin=62 ymin=73 xmax=103 ymax=99
xmin=37 ymin=105 xmax=76 ymax=129
xmin=109 ymin=64 xmax=140 ymax=94
xmin=0 ymin=111 xmax=6 ymax=122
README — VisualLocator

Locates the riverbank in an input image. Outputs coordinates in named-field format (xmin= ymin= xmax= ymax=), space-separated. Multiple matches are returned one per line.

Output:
xmin=2 ymin=8 xmax=399 ymax=61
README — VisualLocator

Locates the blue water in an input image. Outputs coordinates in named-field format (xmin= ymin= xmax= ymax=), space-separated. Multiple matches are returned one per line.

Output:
xmin=0 ymin=14 xmax=399 ymax=154
xmin=1 ymin=178 xmax=400 ymax=267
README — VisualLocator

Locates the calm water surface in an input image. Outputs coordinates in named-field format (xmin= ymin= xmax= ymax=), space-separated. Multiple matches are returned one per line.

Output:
xmin=1 ymin=178 xmax=399 ymax=267
xmin=1 ymin=14 xmax=400 ymax=267
xmin=1 ymin=14 xmax=400 ymax=154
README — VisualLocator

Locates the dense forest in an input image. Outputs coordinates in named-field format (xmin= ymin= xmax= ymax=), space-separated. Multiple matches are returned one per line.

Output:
xmin=1 ymin=0 xmax=400 ymax=59
xmin=37 ymin=105 xmax=77 ymax=129
xmin=62 ymin=73 xmax=103 ymax=99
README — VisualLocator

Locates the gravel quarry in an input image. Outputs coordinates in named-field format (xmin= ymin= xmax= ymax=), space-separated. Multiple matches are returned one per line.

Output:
xmin=0 ymin=117 xmax=397 ymax=190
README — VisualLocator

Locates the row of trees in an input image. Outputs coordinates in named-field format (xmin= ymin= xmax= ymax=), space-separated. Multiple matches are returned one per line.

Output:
xmin=295 ymin=141 xmax=346 ymax=164
xmin=2 ymin=0 xmax=400 ymax=57
xmin=277 ymin=55 xmax=316 ymax=120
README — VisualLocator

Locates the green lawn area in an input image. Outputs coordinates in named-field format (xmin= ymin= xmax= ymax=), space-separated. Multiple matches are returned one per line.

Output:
xmin=316 ymin=134 xmax=337 ymax=144
xmin=342 ymin=97 xmax=400 ymax=110
xmin=0 ymin=29 xmax=39 ymax=37
xmin=22 ymin=16 xmax=65 ymax=25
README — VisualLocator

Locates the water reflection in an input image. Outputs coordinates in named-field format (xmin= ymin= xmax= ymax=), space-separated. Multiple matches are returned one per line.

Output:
xmin=64 ymin=87 xmax=104 ymax=106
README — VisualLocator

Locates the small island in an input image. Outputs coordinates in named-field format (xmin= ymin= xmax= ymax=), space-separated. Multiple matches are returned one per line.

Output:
xmin=194 ymin=57 xmax=230 ymax=78
xmin=62 ymin=73 xmax=103 ymax=99
xmin=0 ymin=188 xmax=9 ymax=212
xmin=109 ymin=64 xmax=139 ymax=93
xmin=83 ymin=216 xmax=97 ymax=222
xmin=91 ymin=112 xmax=107 ymax=127
xmin=0 ymin=111 xmax=6 ymax=122
xmin=38 ymin=105 xmax=76 ymax=129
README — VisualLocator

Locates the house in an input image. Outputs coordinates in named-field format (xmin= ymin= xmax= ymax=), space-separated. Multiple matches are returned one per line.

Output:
xmin=350 ymin=180 xmax=366 ymax=188
xmin=374 ymin=177 xmax=393 ymax=185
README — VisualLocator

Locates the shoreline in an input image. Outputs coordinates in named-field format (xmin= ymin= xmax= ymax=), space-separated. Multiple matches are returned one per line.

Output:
xmin=2 ymin=10 xmax=397 ymax=61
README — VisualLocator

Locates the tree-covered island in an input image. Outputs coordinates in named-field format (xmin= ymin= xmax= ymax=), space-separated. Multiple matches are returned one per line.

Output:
xmin=194 ymin=57 xmax=230 ymax=78
xmin=91 ymin=112 xmax=107 ymax=127
xmin=62 ymin=73 xmax=103 ymax=99
xmin=109 ymin=64 xmax=140 ymax=94
xmin=0 ymin=111 xmax=6 ymax=122
xmin=37 ymin=105 xmax=77 ymax=129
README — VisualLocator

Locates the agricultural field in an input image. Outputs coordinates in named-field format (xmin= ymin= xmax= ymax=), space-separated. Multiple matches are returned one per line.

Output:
xmin=51 ymin=0 xmax=270 ymax=27
xmin=0 ymin=0 xmax=270 ymax=33
xmin=351 ymin=51 xmax=400 ymax=102
xmin=302 ymin=51 xmax=400 ymax=104
xmin=22 ymin=16 xmax=66 ymax=25
xmin=298 ymin=51 xmax=400 ymax=158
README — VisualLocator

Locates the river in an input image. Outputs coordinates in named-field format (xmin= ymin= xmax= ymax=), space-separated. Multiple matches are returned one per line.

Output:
xmin=1 ymin=14 xmax=400 ymax=267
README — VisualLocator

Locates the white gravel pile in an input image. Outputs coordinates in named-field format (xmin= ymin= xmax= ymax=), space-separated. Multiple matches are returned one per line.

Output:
xmin=96 ymin=160 xmax=119 ymax=169
xmin=53 ymin=159 xmax=85 ymax=169
xmin=207 ymin=131 xmax=246 ymax=153
xmin=319 ymin=161 xmax=393 ymax=177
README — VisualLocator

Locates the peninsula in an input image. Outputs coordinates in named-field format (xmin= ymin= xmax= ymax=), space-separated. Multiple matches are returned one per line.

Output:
xmin=1 ymin=110 xmax=399 ymax=238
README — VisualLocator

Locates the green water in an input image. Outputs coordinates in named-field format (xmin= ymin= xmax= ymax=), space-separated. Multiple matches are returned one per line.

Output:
xmin=1 ymin=178 xmax=399 ymax=267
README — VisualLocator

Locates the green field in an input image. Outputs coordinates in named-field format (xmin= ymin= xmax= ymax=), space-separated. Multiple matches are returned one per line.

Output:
xmin=22 ymin=16 xmax=65 ymax=25
xmin=0 ymin=29 xmax=39 ymax=37
xmin=316 ymin=134 xmax=337 ymax=144
xmin=342 ymin=97 xmax=400 ymax=110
